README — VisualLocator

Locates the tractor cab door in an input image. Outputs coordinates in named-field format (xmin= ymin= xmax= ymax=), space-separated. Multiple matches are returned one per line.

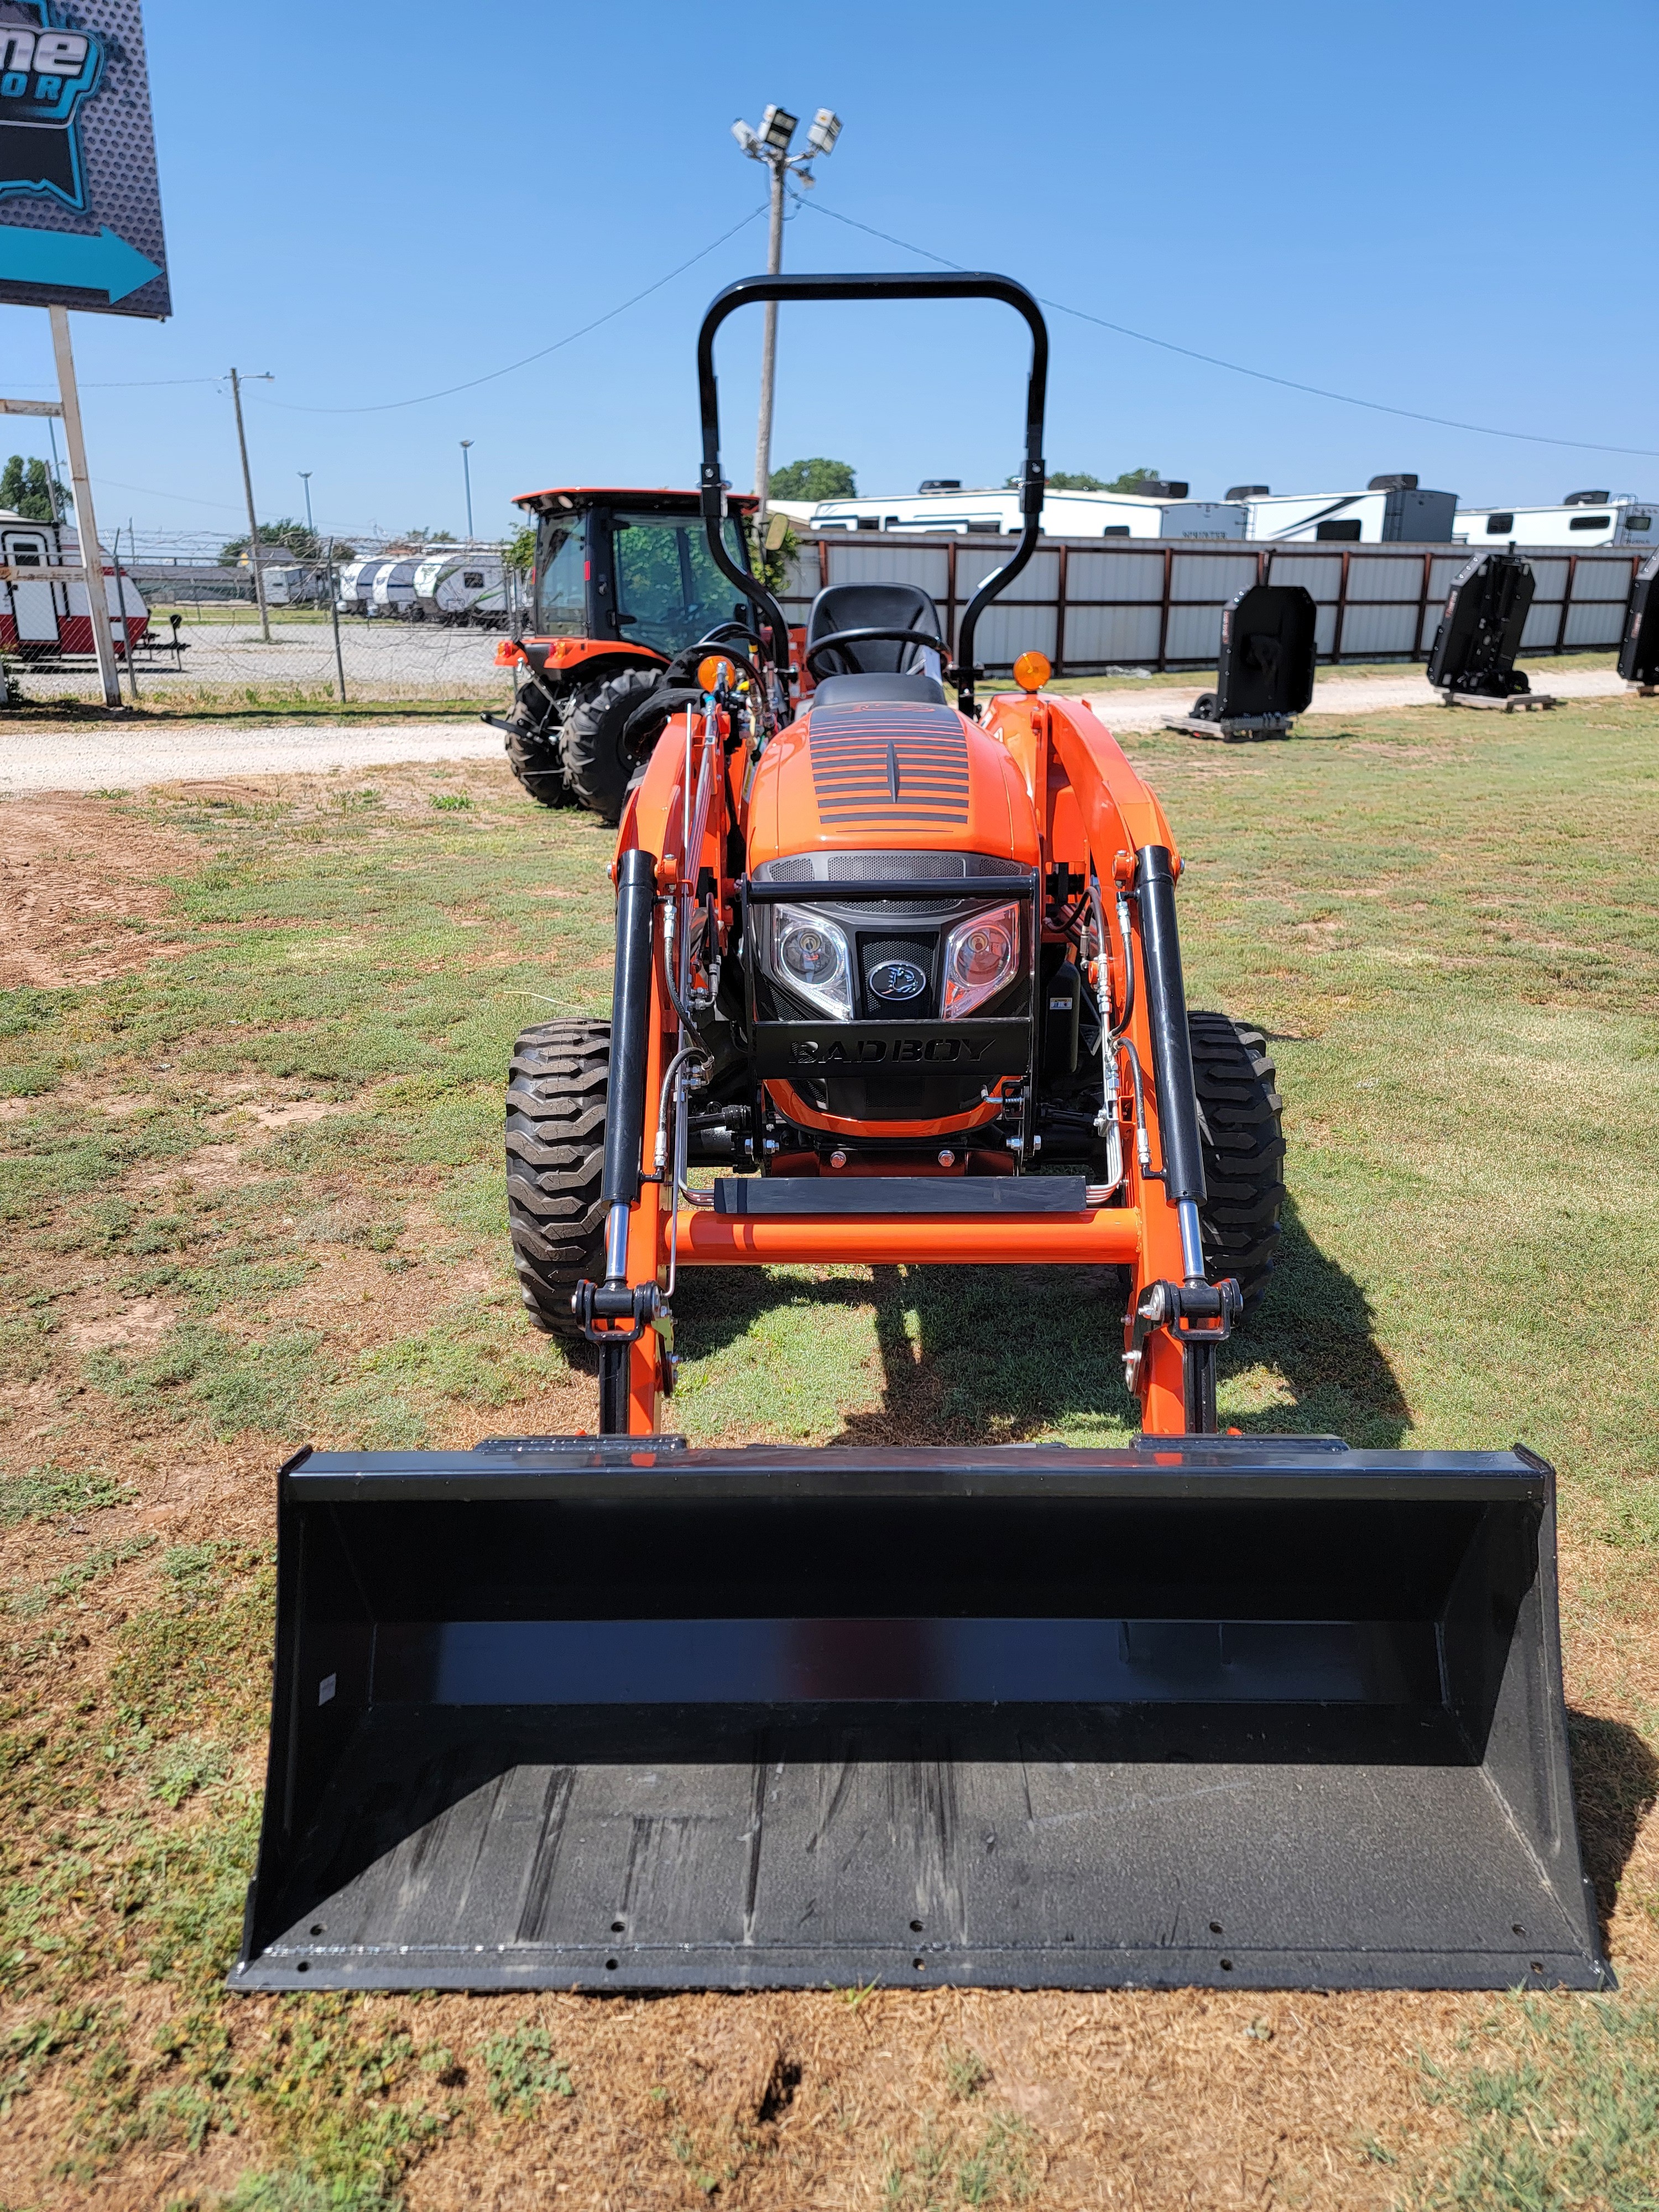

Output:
xmin=3 ymin=528 xmax=62 ymax=646
xmin=603 ymin=507 xmax=754 ymax=655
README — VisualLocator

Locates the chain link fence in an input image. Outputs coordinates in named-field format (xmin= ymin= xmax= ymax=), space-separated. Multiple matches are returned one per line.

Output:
xmin=3 ymin=536 xmax=531 ymax=711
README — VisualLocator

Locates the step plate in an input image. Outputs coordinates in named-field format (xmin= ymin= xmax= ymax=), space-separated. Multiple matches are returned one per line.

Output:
xmin=712 ymin=1175 xmax=1088 ymax=1217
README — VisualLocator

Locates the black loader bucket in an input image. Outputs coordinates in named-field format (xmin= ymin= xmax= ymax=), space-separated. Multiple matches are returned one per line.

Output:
xmin=234 ymin=1436 xmax=1607 ymax=1994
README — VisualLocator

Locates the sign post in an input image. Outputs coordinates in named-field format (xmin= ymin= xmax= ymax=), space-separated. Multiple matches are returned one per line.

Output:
xmin=48 ymin=304 xmax=120 ymax=703
xmin=0 ymin=4 xmax=169 ymax=712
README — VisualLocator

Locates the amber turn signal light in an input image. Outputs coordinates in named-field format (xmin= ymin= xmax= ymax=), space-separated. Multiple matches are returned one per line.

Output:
xmin=1012 ymin=650 xmax=1051 ymax=693
xmin=697 ymin=655 xmax=735 ymax=693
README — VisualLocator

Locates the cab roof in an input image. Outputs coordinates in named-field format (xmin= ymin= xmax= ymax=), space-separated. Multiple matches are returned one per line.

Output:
xmin=513 ymin=486 xmax=760 ymax=515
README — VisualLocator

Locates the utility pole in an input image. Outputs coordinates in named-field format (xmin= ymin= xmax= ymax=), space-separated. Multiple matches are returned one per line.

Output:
xmin=228 ymin=366 xmax=274 ymax=641
xmin=460 ymin=440 xmax=474 ymax=540
xmin=299 ymin=470 xmax=314 ymax=533
xmin=49 ymin=307 xmax=122 ymax=710
xmin=731 ymin=106 xmax=842 ymax=547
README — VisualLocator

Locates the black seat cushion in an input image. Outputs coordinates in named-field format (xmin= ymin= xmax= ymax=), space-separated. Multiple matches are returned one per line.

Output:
xmin=809 ymin=671 xmax=948 ymax=708
xmin=806 ymin=582 xmax=945 ymax=677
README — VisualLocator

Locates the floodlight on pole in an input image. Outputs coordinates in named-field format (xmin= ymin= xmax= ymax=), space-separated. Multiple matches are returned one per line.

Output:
xmin=731 ymin=100 xmax=844 ymax=545
xmin=758 ymin=103 xmax=797 ymax=153
xmin=460 ymin=440 xmax=475 ymax=541
xmin=299 ymin=471 xmax=314 ymax=533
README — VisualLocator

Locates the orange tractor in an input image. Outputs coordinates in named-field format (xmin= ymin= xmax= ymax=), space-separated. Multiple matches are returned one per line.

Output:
xmin=489 ymin=485 xmax=764 ymax=821
xmin=239 ymin=274 xmax=1603 ymax=2000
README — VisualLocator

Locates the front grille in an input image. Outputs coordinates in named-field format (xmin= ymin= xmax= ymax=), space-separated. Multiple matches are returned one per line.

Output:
xmin=808 ymin=702 xmax=971 ymax=828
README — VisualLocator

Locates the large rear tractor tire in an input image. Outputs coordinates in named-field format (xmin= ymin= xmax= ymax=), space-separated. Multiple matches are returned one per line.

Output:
xmin=1188 ymin=1010 xmax=1285 ymax=1312
xmin=561 ymin=667 xmax=663 ymax=823
xmin=505 ymin=1020 xmax=610 ymax=1340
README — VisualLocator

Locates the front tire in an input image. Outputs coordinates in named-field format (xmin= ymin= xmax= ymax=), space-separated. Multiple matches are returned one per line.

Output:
xmin=505 ymin=1021 xmax=610 ymax=1340
xmin=1188 ymin=1011 xmax=1285 ymax=1311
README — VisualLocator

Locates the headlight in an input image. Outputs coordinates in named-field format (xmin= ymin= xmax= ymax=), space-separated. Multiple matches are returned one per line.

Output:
xmin=941 ymin=901 xmax=1020 ymax=1018
xmin=770 ymin=905 xmax=853 ymax=1019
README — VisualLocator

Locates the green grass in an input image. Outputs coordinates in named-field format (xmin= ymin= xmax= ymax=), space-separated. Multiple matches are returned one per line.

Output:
xmin=1397 ymin=1995 xmax=1659 ymax=2209
xmin=0 ymin=711 xmax=1656 ymax=2204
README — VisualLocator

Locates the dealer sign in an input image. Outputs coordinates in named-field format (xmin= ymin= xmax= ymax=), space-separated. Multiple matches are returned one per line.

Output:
xmin=0 ymin=0 xmax=167 ymax=316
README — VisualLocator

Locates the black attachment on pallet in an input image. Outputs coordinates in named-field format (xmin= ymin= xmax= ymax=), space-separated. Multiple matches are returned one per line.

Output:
xmin=1427 ymin=551 xmax=1535 ymax=697
xmin=1619 ymin=550 xmax=1659 ymax=686
xmin=1134 ymin=847 xmax=1206 ymax=1215
xmin=233 ymin=1437 xmax=1608 ymax=1995
xmin=1211 ymin=583 xmax=1317 ymax=723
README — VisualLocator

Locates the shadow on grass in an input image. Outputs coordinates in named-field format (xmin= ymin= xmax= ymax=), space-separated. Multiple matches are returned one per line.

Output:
xmin=1567 ymin=1710 xmax=1659 ymax=1944
xmin=674 ymin=1193 xmax=1409 ymax=1448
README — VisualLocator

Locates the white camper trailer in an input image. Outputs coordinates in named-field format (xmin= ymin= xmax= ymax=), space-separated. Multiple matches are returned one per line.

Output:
xmin=411 ymin=549 xmax=508 ymax=624
xmin=810 ymin=484 xmax=1248 ymax=540
xmin=0 ymin=513 xmax=148 ymax=659
xmin=1241 ymin=478 xmax=1458 ymax=543
xmin=262 ymin=563 xmax=322 ymax=607
xmin=371 ymin=557 xmax=424 ymax=618
xmin=337 ymin=557 xmax=394 ymax=616
xmin=1453 ymin=492 xmax=1657 ymax=549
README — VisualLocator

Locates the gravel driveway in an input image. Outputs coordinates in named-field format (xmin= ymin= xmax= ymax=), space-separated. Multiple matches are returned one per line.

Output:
xmin=0 ymin=666 xmax=1627 ymax=795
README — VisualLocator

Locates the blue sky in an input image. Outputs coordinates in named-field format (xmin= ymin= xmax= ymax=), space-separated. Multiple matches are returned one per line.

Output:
xmin=3 ymin=0 xmax=1655 ymax=542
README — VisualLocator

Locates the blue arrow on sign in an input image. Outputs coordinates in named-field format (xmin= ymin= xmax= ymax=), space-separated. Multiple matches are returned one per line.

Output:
xmin=0 ymin=223 xmax=161 ymax=303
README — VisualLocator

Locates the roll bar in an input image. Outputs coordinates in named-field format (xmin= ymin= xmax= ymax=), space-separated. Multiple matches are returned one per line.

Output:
xmin=696 ymin=272 xmax=1049 ymax=714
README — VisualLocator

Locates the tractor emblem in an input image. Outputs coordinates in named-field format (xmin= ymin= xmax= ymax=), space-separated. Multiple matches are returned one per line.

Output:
xmin=0 ymin=3 xmax=103 ymax=210
xmin=867 ymin=958 xmax=927 ymax=1003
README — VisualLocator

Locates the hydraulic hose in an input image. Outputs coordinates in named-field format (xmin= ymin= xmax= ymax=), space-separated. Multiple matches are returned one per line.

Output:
xmin=600 ymin=847 xmax=658 ymax=1279
xmin=1135 ymin=844 xmax=1207 ymax=1280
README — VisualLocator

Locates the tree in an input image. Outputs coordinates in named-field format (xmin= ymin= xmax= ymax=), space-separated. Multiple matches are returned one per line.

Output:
xmin=1003 ymin=467 xmax=1162 ymax=493
xmin=221 ymin=517 xmax=324 ymax=565
xmin=503 ymin=523 xmax=536 ymax=573
xmin=769 ymin=457 xmax=856 ymax=502
xmin=0 ymin=453 xmax=66 ymax=522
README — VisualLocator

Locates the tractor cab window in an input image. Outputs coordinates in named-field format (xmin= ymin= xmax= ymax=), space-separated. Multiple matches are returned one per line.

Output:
xmin=608 ymin=511 xmax=750 ymax=656
xmin=534 ymin=517 xmax=587 ymax=635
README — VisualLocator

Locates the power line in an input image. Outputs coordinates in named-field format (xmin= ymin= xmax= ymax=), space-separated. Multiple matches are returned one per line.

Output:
xmin=259 ymin=204 xmax=769 ymax=416
xmin=792 ymin=192 xmax=1659 ymax=464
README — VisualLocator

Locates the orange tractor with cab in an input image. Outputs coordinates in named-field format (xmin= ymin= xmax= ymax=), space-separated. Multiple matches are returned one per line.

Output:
xmin=239 ymin=274 xmax=1603 ymax=2003
xmin=489 ymin=485 xmax=764 ymax=821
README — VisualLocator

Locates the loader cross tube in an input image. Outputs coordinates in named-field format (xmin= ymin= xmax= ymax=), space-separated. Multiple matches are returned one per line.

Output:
xmin=695 ymin=271 xmax=1048 ymax=713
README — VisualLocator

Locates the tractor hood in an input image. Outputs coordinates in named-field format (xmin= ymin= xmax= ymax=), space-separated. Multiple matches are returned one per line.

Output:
xmin=747 ymin=697 xmax=1039 ymax=870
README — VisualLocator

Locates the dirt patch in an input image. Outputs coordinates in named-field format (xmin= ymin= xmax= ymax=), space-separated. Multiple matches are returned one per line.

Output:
xmin=242 ymin=1099 xmax=347 ymax=1129
xmin=62 ymin=1297 xmax=178 ymax=1352
xmin=0 ymin=795 xmax=199 ymax=988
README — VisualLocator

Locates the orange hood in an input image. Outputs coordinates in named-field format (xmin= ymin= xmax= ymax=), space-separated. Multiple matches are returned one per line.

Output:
xmin=746 ymin=697 xmax=1040 ymax=869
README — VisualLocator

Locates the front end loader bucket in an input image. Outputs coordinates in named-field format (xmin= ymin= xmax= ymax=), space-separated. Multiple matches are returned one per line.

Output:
xmin=234 ymin=1436 xmax=1607 ymax=1994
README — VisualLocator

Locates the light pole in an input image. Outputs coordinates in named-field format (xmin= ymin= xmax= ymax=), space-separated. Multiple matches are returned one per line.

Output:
xmin=731 ymin=105 xmax=841 ymax=546
xmin=228 ymin=366 xmax=275 ymax=641
xmin=460 ymin=440 xmax=474 ymax=541
xmin=299 ymin=471 xmax=314 ymax=533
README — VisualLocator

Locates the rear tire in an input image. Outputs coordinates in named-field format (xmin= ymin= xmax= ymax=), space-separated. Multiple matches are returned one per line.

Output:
xmin=505 ymin=1020 xmax=610 ymax=1340
xmin=1188 ymin=1011 xmax=1285 ymax=1312
xmin=1190 ymin=691 xmax=1218 ymax=721
xmin=561 ymin=668 xmax=662 ymax=823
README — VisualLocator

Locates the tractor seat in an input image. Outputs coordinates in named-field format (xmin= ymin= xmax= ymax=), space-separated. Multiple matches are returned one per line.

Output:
xmin=805 ymin=582 xmax=948 ymax=708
